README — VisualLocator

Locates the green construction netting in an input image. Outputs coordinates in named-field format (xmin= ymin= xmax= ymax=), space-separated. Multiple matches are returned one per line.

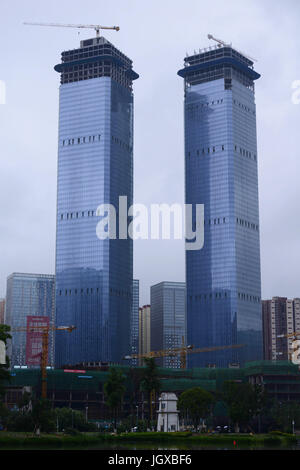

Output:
xmin=6 ymin=361 xmax=300 ymax=393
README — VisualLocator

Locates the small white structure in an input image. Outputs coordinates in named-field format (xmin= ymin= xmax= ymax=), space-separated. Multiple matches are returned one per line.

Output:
xmin=157 ymin=392 xmax=179 ymax=432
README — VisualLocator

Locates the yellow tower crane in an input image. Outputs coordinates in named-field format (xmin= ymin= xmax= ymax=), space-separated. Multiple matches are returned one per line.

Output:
xmin=124 ymin=339 xmax=244 ymax=369
xmin=125 ymin=340 xmax=244 ymax=421
xmin=277 ymin=331 xmax=300 ymax=362
xmin=277 ymin=331 xmax=300 ymax=339
xmin=12 ymin=324 xmax=76 ymax=399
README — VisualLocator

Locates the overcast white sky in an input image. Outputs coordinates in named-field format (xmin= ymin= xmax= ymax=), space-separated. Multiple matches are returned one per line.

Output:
xmin=0 ymin=0 xmax=299 ymax=305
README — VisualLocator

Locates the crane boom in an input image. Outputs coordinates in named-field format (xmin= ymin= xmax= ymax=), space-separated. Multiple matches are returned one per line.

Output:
xmin=23 ymin=22 xmax=120 ymax=37
xmin=277 ymin=331 xmax=300 ymax=339
xmin=13 ymin=325 xmax=76 ymax=332
xmin=125 ymin=342 xmax=244 ymax=368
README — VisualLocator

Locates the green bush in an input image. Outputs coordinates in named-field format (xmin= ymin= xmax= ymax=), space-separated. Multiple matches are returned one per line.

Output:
xmin=64 ymin=427 xmax=81 ymax=436
xmin=268 ymin=430 xmax=284 ymax=436
xmin=117 ymin=431 xmax=193 ymax=441
xmin=263 ymin=436 xmax=282 ymax=447
xmin=6 ymin=412 xmax=34 ymax=432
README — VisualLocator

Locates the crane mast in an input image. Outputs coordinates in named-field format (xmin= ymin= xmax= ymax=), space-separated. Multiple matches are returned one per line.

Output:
xmin=12 ymin=324 xmax=76 ymax=399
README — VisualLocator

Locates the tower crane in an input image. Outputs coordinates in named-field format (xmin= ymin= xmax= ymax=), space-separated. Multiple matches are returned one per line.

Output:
xmin=207 ymin=33 xmax=257 ymax=62
xmin=124 ymin=340 xmax=244 ymax=369
xmin=126 ymin=340 xmax=244 ymax=421
xmin=23 ymin=22 xmax=120 ymax=38
xmin=277 ymin=331 xmax=300 ymax=362
xmin=277 ymin=331 xmax=300 ymax=339
xmin=207 ymin=33 xmax=231 ymax=48
xmin=12 ymin=324 xmax=76 ymax=399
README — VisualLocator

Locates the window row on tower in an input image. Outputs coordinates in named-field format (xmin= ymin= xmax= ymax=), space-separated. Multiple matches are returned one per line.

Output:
xmin=58 ymin=287 xmax=101 ymax=296
xmin=187 ymin=144 xmax=257 ymax=161
xmin=234 ymin=144 xmax=257 ymax=161
xmin=189 ymin=292 xmax=261 ymax=303
xmin=61 ymin=135 xmax=101 ymax=147
xmin=236 ymin=218 xmax=259 ymax=231
xmin=186 ymin=98 xmax=224 ymax=112
xmin=238 ymin=292 xmax=261 ymax=302
xmin=57 ymin=287 xmax=132 ymax=299
xmin=109 ymin=288 xmax=132 ymax=298
xmin=189 ymin=291 xmax=229 ymax=301
xmin=111 ymin=135 xmax=132 ymax=152
xmin=204 ymin=217 xmax=227 ymax=225
xmin=187 ymin=144 xmax=225 ymax=157
xmin=233 ymin=99 xmax=256 ymax=115
xmin=60 ymin=210 xmax=95 ymax=221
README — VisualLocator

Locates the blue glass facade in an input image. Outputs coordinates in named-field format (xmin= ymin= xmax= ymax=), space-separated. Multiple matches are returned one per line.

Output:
xmin=55 ymin=37 xmax=138 ymax=367
xmin=178 ymin=46 xmax=262 ymax=367
xmin=5 ymin=273 xmax=55 ymax=367
xmin=130 ymin=279 xmax=139 ymax=366
xmin=150 ymin=282 xmax=186 ymax=368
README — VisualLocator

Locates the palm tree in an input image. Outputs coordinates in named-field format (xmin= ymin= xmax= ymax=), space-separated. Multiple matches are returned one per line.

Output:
xmin=104 ymin=367 xmax=126 ymax=430
xmin=141 ymin=357 xmax=160 ymax=428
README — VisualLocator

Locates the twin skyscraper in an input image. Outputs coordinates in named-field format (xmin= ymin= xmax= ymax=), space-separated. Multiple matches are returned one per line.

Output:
xmin=54 ymin=35 xmax=262 ymax=368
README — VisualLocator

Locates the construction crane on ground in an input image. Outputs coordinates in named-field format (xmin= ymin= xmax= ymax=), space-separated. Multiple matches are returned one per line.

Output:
xmin=12 ymin=324 xmax=76 ymax=399
xmin=277 ymin=331 xmax=300 ymax=362
xmin=23 ymin=22 xmax=120 ymax=38
xmin=124 ymin=338 xmax=244 ymax=369
xmin=277 ymin=331 xmax=300 ymax=339
xmin=125 ymin=339 xmax=244 ymax=421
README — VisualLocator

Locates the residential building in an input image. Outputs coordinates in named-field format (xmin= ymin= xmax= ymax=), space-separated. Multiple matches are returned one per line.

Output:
xmin=262 ymin=299 xmax=272 ymax=361
xmin=262 ymin=297 xmax=300 ymax=361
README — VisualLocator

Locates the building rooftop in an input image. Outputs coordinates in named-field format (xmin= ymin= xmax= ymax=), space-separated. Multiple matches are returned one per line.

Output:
xmin=178 ymin=45 xmax=260 ymax=89
xmin=184 ymin=45 xmax=254 ymax=68
xmin=7 ymin=273 xmax=55 ymax=281
xmin=54 ymin=36 xmax=139 ymax=87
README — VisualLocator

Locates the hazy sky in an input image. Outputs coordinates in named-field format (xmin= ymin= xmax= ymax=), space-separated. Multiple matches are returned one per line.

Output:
xmin=0 ymin=0 xmax=299 ymax=305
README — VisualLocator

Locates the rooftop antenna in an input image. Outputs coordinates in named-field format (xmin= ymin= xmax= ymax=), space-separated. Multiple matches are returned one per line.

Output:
xmin=23 ymin=22 xmax=120 ymax=38
xmin=207 ymin=33 xmax=257 ymax=62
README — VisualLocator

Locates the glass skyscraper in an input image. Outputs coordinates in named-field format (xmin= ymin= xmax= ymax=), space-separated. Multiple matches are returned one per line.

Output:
xmin=130 ymin=279 xmax=139 ymax=366
xmin=54 ymin=36 xmax=138 ymax=366
xmin=150 ymin=282 xmax=186 ymax=368
xmin=178 ymin=44 xmax=262 ymax=367
xmin=5 ymin=273 xmax=55 ymax=367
